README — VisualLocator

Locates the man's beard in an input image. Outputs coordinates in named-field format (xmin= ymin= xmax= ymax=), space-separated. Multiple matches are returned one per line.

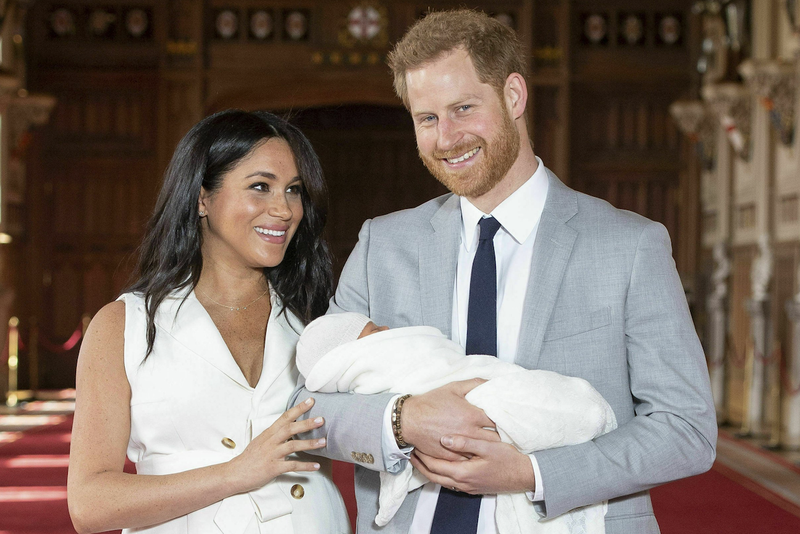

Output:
xmin=419 ymin=110 xmax=520 ymax=198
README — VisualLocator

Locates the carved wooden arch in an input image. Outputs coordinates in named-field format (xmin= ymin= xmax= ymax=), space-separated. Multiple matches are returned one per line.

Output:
xmin=205 ymin=72 xmax=401 ymax=114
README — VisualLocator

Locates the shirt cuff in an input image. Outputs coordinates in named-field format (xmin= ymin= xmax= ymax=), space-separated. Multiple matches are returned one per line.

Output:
xmin=381 ymin=394 xmax=413 ymax=474
xmin=526 ymin=453 xmax=544 ymax=502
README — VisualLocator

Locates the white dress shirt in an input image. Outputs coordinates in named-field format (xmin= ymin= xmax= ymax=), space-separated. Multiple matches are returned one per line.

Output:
xmin=383 ymin=157 xmax=549 ymax=533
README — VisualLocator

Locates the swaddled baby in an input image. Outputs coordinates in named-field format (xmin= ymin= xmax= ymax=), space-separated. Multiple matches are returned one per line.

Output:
xmin=296 ymin=313 xmax=617 ymax=534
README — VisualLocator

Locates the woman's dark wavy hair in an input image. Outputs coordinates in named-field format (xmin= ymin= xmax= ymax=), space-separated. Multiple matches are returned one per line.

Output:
xmin=128 ymin=109 xmax=333 ymax=356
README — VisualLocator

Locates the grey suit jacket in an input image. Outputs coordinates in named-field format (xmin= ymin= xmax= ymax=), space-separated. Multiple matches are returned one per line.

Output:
xmin=296 ymin=169 xmax=717 ymax=534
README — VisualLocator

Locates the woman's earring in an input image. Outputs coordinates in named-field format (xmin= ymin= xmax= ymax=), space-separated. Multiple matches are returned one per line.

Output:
xmin=199 ymin=211 xmax=205 ymax=217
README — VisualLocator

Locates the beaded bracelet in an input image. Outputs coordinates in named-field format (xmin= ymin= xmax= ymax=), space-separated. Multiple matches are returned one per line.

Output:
xmin=391 ymin=394 xmax=412 ymax=448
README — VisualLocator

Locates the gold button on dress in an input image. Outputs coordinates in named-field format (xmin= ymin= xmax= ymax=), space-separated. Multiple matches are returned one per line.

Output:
xmin=290 ymin=484 xmax=305 ymax=499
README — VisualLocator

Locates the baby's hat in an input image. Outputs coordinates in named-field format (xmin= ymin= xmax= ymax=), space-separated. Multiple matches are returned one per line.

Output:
xmin=296 ymin=312 xmax=372 ymax=378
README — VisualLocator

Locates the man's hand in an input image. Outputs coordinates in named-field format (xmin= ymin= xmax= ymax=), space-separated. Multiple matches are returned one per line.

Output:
xmin=402 ymin=379 xmax=500 ymax=460
xmin=410 ymin=435 xmax=536 ymax=495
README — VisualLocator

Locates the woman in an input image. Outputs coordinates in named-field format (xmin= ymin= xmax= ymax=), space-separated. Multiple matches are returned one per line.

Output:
xmin=67 ymin=110 xmax=351 ymax=534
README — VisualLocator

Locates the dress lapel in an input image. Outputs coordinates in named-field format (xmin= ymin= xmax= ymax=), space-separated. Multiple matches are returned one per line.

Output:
xmin=254 ymin=290 xmax=299 ymax=397
xmin=156 ymin=289 xmax=252 ymax=390
xmin=419 ymin=195 xmax=461 ymax=337
xmin=515 ymin=169 xmax=579 ymax=369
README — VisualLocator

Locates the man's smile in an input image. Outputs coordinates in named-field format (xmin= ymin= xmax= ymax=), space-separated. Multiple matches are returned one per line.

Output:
xmin=444 ymin=147 xmax=481 ymax=164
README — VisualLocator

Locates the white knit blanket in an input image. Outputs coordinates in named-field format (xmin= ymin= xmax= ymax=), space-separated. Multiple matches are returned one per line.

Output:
xmin=299 ymin=325 xmax=617 ymax=534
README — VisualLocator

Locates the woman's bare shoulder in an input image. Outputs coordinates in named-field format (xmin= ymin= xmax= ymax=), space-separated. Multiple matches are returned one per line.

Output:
xmin=81 ymin=301 xmax=126 ymax=360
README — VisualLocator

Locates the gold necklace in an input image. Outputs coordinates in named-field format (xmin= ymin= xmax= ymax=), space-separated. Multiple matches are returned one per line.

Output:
xmin=198 ymin=286 xmax=269 ymax=311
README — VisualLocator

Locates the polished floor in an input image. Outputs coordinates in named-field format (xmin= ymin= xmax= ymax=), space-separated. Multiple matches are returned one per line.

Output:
xmin=715 ymin=424 xmax=800 ymax=515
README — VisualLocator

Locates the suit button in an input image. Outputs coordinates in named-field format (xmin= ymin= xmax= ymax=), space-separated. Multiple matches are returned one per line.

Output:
xmin=221 ymin=437 xmax=236 ymax=449
xmin=291 ymin=484 xmax=304 ymax=499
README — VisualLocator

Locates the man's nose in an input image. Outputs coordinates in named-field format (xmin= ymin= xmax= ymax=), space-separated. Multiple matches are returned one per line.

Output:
xmin=436 ymin=117 xmax=461 ymax=152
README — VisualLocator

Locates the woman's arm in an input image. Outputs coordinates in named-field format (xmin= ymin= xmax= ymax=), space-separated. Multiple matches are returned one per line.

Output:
xmin=67 ymin=301 xmax=325 ymax=534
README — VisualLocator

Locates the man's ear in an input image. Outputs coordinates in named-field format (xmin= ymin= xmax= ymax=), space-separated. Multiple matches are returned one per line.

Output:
xmin=504 ymin=73 xmax=528 ymax=120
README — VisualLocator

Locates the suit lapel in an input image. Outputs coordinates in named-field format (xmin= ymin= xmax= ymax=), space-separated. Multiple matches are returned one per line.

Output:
xmin=515 ymin=169 xmax=579 ymax=369
xmin=419 ymin=195 xmax=461 ymax=337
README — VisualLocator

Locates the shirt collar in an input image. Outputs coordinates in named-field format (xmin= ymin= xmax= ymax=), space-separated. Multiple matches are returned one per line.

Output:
xmin=460 ymin=156 xmax=549 ymax=251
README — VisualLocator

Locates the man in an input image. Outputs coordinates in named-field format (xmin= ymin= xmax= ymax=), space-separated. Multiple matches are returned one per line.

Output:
xmin=296 ymin=9 xmax=716 ymax=534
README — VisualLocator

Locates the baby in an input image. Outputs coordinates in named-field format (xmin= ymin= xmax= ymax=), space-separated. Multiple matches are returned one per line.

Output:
xmin=296 ymin=313 xmax=616 ymax=534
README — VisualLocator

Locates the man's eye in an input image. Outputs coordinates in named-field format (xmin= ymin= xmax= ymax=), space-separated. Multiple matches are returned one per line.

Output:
xmin=459 ymin=105 xmax=472 ymax=112
xmin=421 ymin=115 xmax=436 ymax=123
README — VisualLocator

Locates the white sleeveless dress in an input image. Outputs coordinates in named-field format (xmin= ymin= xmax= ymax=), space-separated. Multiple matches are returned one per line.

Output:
xmin=119 ymin=288 xmax=351 ymax=534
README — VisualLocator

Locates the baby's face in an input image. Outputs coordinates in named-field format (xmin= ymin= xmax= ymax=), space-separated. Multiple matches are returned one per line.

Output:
xmin=358 ymin=321 xmax=390 ymax=339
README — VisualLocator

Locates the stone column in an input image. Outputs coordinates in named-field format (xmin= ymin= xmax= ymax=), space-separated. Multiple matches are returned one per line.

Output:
xmin=707 ymin=295 xmax=728 ymax=418
xmin=784 ymin=300 xmax=800 ymax=449
xmin=706 ymin=243 xmax=731 ymax=419
xmin=743 ymin=235 xmax=773 ymax=436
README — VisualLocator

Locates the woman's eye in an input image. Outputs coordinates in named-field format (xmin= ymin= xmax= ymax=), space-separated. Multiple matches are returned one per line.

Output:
xmin=287 ymin=185 xmax=303 ymax=195
xmin=252 ymin=182 xmax=269 ymax=192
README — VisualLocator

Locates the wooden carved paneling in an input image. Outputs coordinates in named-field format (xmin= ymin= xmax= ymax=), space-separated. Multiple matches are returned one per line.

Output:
xmin=571 ymin=0 xmax=692 ymax=83
xmin=159 ymin=75 xmax=202 ymax=169
xmin=43 ymin=77 xmax=158 ymax=153
xmin=40 ymin=263 xmax=82 ymax=389
xmin=572 ymin=87 xmax=681 ymax=234
xmin=569 ymin=0 xmax=697 ymax=287
xmin=727 ymin=244 xmax=756 ymax=425
xmin=532 ymin=85 xmax=561 ymax=176
xmin=83 ymin=262 xmax=112 ymax=320
xmin=51 ymin=264 xmax=80 ymax=347
xmin=289 ymin=105 xmax=446 ymax=275
xmin=35 ymin=154 xmax=154 ymax=390
xmin=28 ymin=1 xmax=160 ymax=69
xmin=22 ymin=69 xmax=160 ymax=388
xmin=574 ymin=88 xmax=680 ymax=154
xmin=52 ymin=157 xmax=153 ymax=246
xmin=168 ymin=0 xmax=199 ymax=41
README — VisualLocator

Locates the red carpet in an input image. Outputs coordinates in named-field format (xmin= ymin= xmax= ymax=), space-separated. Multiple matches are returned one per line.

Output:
xmin=2 ymin=413 xmax=799 ymax=533
xmin=652 ymin=462 xmax=800 ymax=533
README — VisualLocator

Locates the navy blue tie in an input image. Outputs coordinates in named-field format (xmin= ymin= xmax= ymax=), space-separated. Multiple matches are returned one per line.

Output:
xmin=430 ymin=216 xmax=501 ymax=534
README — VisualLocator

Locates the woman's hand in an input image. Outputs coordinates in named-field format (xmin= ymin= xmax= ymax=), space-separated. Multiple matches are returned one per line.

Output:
xmin=229 ymin=397 xmax=327 ymax=493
